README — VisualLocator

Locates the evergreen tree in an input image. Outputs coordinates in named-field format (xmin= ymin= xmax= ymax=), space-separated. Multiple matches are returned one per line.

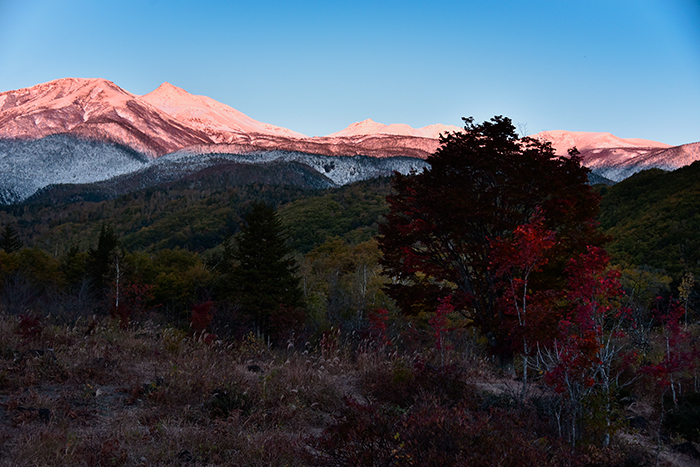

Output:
xmin=0 ymin=224 xmax=23 ymax=253
xmin=226 ymin=201 xmax=303 ymax=336
xmin=87 ymin=225 xmax=120 ymax=294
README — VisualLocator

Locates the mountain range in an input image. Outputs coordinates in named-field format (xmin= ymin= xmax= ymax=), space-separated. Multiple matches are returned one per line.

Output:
xmin=1 ymin=78 xmax=698 ymax=204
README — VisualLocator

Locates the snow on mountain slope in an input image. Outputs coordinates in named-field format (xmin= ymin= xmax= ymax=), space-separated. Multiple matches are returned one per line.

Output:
xmin=529 ymin=130 xmax=692 ymax=182
xmin=531 ymin=130 xmax=671 ymax=154
xmin=0 ymin=135 xmax=148 ymax=204
xmin=141 ymin=82 xmax=307 ymax=139
xmin=327 ymin=119 xmax=462 ymax=138
xmin=159 ymin=148 xmax=429 ymax=187
xmin=645 ymin=142 xmax=700 ymax=170
xmin=0 ymin=132 xmax=429 ymax=203
xmin=590 ymin=141 xmax=700 ymax=181
xmin=0 ymin=78 xmax=214 ymax=157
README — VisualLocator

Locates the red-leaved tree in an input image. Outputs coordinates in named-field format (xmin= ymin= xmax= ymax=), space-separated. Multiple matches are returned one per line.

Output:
xmin=490 ymin=207 xmax=558 ymax=392
xmin=111 ymin=280 xmax=154 ymax=329
xmin=641 ymin=298 xmax=696 ymax=406
xmin=640 ymin=298 xmax=698 ymax=455
xmin=537 ymin=246 xmax=634 ymax=446
xmin=368 ymin=307 xmax=390 ymax=348
xmin=379 ymin=116 xmax=603 ymax=363
xmin=191 ymin=301 xmax=217 ymax=344
xmin=429 ymin=296 xmax=455 ymax=365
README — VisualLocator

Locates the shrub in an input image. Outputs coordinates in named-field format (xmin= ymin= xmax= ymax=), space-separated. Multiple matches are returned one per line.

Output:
xmin=16 ymin=313 xmax=43 ymax=342
xmin=360 ymin=359 xmax=473 ymax=409
xmin=664 ymin=391 xmax=700 ymax=441
xmin=314 ymin=397 xmax=567 ymax=466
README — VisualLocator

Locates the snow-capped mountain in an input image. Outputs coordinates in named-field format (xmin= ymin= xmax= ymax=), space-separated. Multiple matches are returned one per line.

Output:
xmin=0 ymin=78 xmax=450 ymax=159
xmin=140 ymin=82 xmax=307 ymax=140
xmin=0 ymin=78 xmax=454 ymax=202
xmin=327 ymin=118 xmax=461 ymax=139
xmin=532 ymin=130 xmax=699 ymax=182
xmin=1 ymin=77 xmax=698 ymax=202
xmin=0 ymin=78 xmax=211 ymax=157
xmin=532 ymin=130 xmax=671 ymax=153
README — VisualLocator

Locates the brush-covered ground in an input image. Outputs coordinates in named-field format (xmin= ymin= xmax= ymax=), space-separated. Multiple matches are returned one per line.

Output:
xmin=1 ymin=312 xmax=698 ymax=467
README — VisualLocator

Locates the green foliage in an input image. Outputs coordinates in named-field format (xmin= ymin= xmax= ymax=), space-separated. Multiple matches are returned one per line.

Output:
xmin=619 ymin=267 xmax=672 ymax=311
xmin=126 ymin=248 xmax=213 ymax=321
xmin=16 ymin=248 xmax=63 ymax=288
xmin=0 ymin=247 xmax=63 ymax=316
xmin=0 ymin=175 xmax=391 ymax=257
xmin=60 ymin=246 xmax=90 ymax=289
xmin=224 ymin=201 xmax=304 ymax=337
xmin=0 ymin=224 xmax=23 ymax=253
xmin=598 ymin=161 xmax=700 ymax=282
xmin=279 ymin=178 xmax=391 ymax=253
xmin=86 ymin=224 xmax=119 ymax=294
xmin=0 ymin=250 xmax=19 ymax=288
xmin=0 ymin=247 xmax=62 ymax=290
xmin=299 ymin=238 xmax=393 ymax=332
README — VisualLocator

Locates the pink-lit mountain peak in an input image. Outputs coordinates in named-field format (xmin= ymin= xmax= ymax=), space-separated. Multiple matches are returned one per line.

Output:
xmin=328 ymin=118 xmax=463 ymax=139
xmin=0 ymin=77 xmax=135 ymax=113
xmin=141 ymin=82 xmax=307 ymax=138
xmin=5 ymin=77 xmax=695 ymax=181
xmin=532 ymin=129 xmax=672 ymax=155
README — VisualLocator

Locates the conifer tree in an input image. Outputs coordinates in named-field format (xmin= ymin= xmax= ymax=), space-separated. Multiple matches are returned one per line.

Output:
xmin=226 ymin=201 xmax=303 ymax=337
xmin=0 ymin=224 xmax=23 ymax=253
xmin=87 ymin=225 xmax=120 ymax=294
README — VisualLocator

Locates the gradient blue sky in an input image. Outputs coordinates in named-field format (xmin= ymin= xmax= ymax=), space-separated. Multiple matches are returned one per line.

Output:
xmin=1 ymin=0 xmax=698 ymax=145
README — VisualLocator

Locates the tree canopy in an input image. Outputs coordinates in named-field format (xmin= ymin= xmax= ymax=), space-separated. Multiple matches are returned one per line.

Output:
xmin=224 ymin=201 xmax=303 ymax=337
xmin=87 ymin=224 xmax=120 ymax=294
xmin=378 ymin=116 xmax=603 ymax=347
xmin=597 ymin=161 xmax=700 ymax=282
xmin=0 ymin=224 xmax=23 ymax=253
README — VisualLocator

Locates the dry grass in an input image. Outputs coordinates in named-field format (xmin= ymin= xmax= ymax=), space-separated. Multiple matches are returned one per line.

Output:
xmin=0 ymin=314 xmax=363 ymax=466
xmin=0 ymin=313 xmax=697 ymax=466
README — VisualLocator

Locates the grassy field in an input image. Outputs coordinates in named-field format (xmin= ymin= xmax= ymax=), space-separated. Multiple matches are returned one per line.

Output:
xmin=2 ymin=311 xmax=697 ymax=466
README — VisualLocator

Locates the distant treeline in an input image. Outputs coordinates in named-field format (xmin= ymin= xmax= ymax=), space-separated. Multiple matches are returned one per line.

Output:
xmin=0 ymin=161 xmax=698 ymax=325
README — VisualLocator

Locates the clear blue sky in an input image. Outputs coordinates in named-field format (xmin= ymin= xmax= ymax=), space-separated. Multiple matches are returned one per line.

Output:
xmin=1 ymin=0 xmax=698 ymax=145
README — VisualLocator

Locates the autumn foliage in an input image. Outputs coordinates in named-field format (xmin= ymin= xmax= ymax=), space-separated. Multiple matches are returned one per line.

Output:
xmin=0 ymin=114 xmax=698 ymax=463
xmin=379 ymin=116 xmax=603 ymax=355
xmin=190 ymin=301 xmax=215 ymax=334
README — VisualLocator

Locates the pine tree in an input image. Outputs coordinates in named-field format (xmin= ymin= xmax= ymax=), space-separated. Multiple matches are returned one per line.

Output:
xmin=226 ymin=201 xmax=303 ymax=337
xmin=87 ymin=225 xmax=120 ymax=294
xmin=0 ymin=224 xmax=23 ymax=253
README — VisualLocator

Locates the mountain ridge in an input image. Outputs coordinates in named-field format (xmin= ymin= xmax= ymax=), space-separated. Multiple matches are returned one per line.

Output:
xmin=0 ymin=78 xmax=456 ymax=159
xmin=1 ymin=77 xmax=699 ymax=202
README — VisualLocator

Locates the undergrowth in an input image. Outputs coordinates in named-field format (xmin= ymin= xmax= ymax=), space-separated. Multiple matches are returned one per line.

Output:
xmin=0 ymin=312 xmax=681 ymax=466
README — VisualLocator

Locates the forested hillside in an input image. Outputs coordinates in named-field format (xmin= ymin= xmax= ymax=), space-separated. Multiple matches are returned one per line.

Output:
xmin=1 ymin=156 xmax=698 ymax=328
xmin=1 ymin=138 xmax=699 ymax=465
xmin=597 ymin=161 xmax=700 ymax=282
xmin=3 ymin=156 xmax=698 ymax=286
xmin=0 ymin=169 xmax=391 ymax=256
